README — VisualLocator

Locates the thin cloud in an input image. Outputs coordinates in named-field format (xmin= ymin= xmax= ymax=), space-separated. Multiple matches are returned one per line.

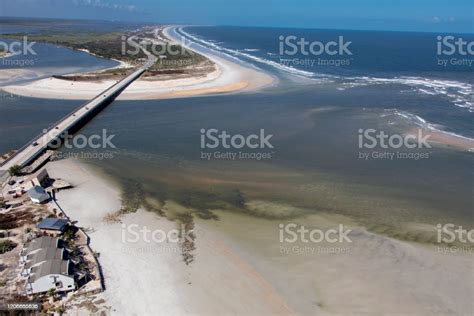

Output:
xmin=431 ymin=16 xmax=456 ymax=23
xmin=72 ymin=0 xmax=138 ymax=12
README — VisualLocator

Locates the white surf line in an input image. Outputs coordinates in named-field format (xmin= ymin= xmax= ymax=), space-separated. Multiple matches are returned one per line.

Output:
xmin=173 ymin=26 xmax=321 ymax=81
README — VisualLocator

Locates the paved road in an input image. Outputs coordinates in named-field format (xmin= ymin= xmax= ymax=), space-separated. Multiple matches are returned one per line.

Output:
xmin=0 ymin=53 xmax=157 ymax=172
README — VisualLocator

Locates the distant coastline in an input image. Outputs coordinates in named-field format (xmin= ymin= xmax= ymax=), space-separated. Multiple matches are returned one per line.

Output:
xmin=0 ymin=25 xmax=275 ymax=100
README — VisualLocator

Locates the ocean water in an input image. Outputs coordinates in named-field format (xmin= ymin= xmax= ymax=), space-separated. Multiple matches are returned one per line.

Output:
xmin=1 ymin=26 xmax=473 ymax=231
xmin=1 ymin=24 xmax=473 ymax=313
xmin=91 ymin=26 xmax=472 ymax=230
xmin=178 ymin=26 xmax=474 ymax=134
xmin=0 ymin=20 xmax=122 ymax=86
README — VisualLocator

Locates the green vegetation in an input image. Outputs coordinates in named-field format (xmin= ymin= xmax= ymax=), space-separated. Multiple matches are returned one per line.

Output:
xmin=8 ymin=164 xmax=22 ymax=176
xmin=1 ymin=28 xmax=211 ymax=73
xmin=0 ymin=239 xmax=17 ymax=254
xmin=47 ymin=288 xmax=56 ymax=298
xmin=63 ymin=229 xmax=75 ymax=241
xmin=2 ymin=31 xmax=128 ymax=60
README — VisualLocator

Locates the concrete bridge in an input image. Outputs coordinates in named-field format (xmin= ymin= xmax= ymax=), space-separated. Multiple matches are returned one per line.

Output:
xmin=0 ymin=54 xmax=156 ymax=173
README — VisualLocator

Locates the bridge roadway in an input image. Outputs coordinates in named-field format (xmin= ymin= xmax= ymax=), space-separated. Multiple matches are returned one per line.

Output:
xmin=0 ymin=54 xmax=157 ymax=172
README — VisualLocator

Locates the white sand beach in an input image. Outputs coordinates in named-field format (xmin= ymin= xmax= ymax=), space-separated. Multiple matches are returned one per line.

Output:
xmin=47 ymin=159 xmax=292 ymax=315
xmin=0 ymin=27 xmax=275 ymax=100
xmin=405 ymin=127 xmax=474 ymax=152
xmin=46 ymin=158 xmax=473 ymax=315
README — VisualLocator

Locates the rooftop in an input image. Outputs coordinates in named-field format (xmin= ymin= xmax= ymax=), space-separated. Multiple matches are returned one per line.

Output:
xmin=28 ymin=259 xmax=71 ymax=283
xmin=23 ymin=236 xmax=59 ymax=256
xmin=27 ymin=185 xmax=49 ymax=201
xmin=37 ymin=218 xmax=69 ymax=231
xmin=25 ymin=247 xmax=64 ymax=269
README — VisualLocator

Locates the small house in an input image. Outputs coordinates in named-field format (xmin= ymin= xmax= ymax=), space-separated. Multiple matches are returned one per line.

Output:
xmin=21 ymin=247 xmax=65 ymax=276
xmin=25 ymin=259 xmax=75 ymax=294
xmin=20 ymin=236 xmax=60 ymax=261
xmin=27 ymin=186 xmax=50 ymax=204
xmin=37 ymin=218 xmax=69 ymax=235
xmin=28 ymin=168 xmax=50 ymax=189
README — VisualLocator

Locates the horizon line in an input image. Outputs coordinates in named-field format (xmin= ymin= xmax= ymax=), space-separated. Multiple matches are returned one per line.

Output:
xmin=0 ymin=15 xmax=473 ymax=35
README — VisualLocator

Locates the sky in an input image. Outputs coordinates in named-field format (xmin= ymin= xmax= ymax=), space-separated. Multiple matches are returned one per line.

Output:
xmin=0 ymin=0 xmax=473 ymax=33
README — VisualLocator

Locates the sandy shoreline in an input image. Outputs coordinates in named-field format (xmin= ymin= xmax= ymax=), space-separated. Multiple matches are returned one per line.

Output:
xmin=47 ymin=159 xmax=292 ymax=315
xmin=406 ymin=127 xmax=474 ymax=152
xmin=0 ymin=26 xmax=275 ymax=100
xmin=45 ymin=158 xmax=473 ymax=315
